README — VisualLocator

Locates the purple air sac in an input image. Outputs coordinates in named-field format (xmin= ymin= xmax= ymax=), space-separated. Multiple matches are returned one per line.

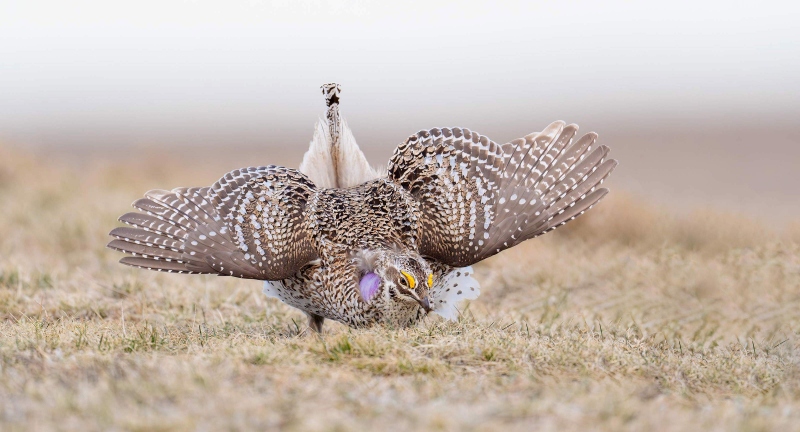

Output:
xmin=359 ymin=272 xmax=381 ymax=302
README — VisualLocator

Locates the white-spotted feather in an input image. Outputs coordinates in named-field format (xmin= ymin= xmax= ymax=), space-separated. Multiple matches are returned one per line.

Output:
xmin=388 ymin=121 xmax=617 ymax=268
xmin=429 ymin=266 xmax=480 ymax=321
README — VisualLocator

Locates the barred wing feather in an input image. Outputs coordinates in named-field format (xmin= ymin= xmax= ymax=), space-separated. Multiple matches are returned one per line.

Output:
xmin=108 ymin=166 xmax=318 ymax=280
xmin=388 ymin=121 xmax=617 ymax=268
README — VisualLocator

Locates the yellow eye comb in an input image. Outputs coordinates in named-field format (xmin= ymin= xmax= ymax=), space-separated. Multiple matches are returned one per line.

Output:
xmin=400 ymin=270 xmax=416 ymax=289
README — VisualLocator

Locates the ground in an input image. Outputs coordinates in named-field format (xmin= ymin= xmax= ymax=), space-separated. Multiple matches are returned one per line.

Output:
xmin=0 ymin=145 xmax=799 ymax=431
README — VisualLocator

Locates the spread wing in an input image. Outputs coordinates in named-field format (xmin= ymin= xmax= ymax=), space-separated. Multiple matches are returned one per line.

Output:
xmin=108 ymin=166 xmax=318 ymax=280
xmin=388 ymin=121 xmax=617 ymax=268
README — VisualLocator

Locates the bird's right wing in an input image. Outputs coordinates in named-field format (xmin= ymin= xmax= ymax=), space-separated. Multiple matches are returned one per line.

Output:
xmin=388 ymin=121 xmax=617 ymax=268
xmin=108 ymin=166 xmax=319 ymax=280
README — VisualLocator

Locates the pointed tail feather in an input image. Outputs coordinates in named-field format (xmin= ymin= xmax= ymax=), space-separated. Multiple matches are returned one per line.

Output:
xmin=299 ymin=83 xmax=382 ymax=189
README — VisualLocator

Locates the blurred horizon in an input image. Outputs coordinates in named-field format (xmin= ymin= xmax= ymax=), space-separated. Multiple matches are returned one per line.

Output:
xmin=1 ymin=1 xmax=799 ymax=224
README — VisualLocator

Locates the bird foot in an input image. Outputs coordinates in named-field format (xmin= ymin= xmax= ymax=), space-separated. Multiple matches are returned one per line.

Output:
xmin=306 ymin=313 xmax=325 ymax=334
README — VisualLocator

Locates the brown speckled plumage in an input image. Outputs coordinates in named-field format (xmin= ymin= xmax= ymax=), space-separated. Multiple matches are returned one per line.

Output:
xmin=108 ymin=83 xmax=617 ymax=331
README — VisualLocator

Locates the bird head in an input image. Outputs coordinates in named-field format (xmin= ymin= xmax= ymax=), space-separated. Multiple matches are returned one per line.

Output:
xmin=353 ymin=248 xmax=434 ymax=324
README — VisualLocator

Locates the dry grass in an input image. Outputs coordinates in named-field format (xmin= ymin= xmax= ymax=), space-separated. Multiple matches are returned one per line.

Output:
xmin=1 ymin=145 xmax=799 ymax=431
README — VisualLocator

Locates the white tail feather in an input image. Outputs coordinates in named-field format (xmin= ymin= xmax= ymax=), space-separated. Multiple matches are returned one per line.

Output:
xmin=299 ymin=119 xmax=338 ymax=188
xmin=337 ymin=117 xmax=384 ymax=187
xmin=299 ymin=116 xmax=382 ymax=188
xmin=298 ymin=84 xmax=382 ymax=189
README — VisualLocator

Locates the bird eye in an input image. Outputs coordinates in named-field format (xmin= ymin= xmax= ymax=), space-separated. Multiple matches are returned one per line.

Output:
xmin=398 ymin=277 xmax=408 ymax=287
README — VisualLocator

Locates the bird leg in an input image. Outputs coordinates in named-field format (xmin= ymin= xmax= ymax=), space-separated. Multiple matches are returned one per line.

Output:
xmin=306 ymin=312 xmax=325 ymax=334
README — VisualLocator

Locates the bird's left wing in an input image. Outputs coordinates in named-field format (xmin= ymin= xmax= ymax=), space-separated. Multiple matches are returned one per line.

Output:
xmin=387 ymin=121 xmax=617 ymax=268
xmin=108 ymin=166 xmax=319 ymax=280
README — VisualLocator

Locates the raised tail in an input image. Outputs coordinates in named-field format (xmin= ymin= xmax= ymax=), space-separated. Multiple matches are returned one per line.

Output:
xmin=298 ymin=83 xmax=383 ymax=188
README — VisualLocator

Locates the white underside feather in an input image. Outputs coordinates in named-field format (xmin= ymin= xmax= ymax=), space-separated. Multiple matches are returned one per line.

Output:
xmin=430 ymin=266 xmax=481 ymax=321
xmin=262 ymin=280 xmax=284 ymax=300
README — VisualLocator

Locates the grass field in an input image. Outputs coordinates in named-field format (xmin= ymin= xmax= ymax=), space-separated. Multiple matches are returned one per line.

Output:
xmin=1 ymin=144 xmax=799 ymax=431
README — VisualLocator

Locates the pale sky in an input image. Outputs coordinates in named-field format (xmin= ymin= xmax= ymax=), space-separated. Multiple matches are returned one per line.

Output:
xmin=1 ymin=1 xmax=798 ymax=148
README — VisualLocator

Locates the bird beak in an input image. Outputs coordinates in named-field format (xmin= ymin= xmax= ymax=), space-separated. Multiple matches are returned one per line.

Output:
xmin=418 ymin=297 xmax=431 ymax=312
